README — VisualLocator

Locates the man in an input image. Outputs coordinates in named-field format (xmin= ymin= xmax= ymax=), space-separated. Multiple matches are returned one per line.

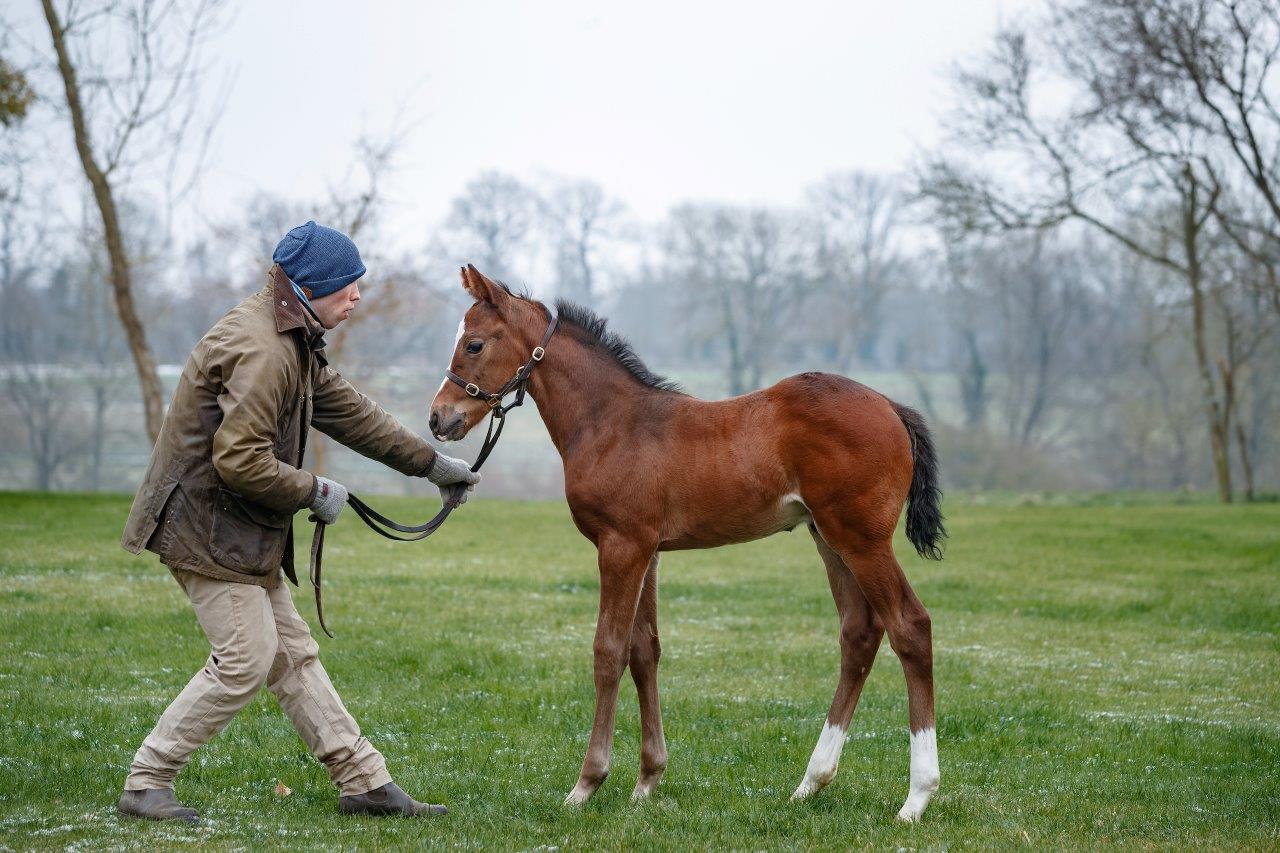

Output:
xmin=117 ymin=221 xmax=479 ymax=823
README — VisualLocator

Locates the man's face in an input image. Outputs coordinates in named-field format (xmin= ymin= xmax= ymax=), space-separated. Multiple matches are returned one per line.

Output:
xmin=309 ymin=280 xmax=361 ymax=329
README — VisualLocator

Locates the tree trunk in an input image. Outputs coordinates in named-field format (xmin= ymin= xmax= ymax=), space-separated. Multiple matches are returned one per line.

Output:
xmin=1182 ymin=178 xmax=1232 ymax=502
xmin=959 ymin=329 xmax=987 ymax=429
xmin=90 ymin=381 xmax=107 ymax=490
xmin=41 ymin=0 xmax=165 ymax=444
xmin=715 ymin=284 xmax=746 ymax=395
xmin=1234 ymin=420 xmax=1255 ymax=502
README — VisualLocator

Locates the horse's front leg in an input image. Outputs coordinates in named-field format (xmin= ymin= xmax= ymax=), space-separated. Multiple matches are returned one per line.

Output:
xmin=629 ymin=555 xmax=666 ymax=800
xmin=564 ymin=533 xmax=655 ymax=806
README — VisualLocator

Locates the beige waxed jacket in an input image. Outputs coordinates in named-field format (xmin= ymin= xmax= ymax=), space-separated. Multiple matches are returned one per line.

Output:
xmin=120 ymin=265 xmax=437 ymax=587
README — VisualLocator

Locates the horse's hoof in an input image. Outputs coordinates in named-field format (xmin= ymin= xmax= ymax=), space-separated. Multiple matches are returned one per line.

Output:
xmin=790 ymin=782 xmax=817 ymax=801
xmin=630 ymin=781 xmax=657 ymax=801
xmin=563 ymin=786 xmax=591 ymax=807
xmin=791 ymin=767 xmax=835 ymax=800
xmin=897 ymin=769 xmax=939 ymax=821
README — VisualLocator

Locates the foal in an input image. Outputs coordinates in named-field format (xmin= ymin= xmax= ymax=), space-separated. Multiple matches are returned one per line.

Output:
xmin=430 ymin=266 xmax=946 ymax=821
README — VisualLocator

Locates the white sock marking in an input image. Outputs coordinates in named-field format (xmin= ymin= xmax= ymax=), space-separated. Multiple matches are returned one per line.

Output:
xmin=791 ymin=720 xmax=846 ymax=799
xmin=897 ymin=727 xmax=939 ymax=821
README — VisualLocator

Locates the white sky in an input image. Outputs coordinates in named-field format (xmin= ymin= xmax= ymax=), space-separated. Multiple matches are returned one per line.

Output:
xmin=193 ymin=0 xmax=1034 ymax=250
xmin=10 ymin=1 xmax=1037 ymax=255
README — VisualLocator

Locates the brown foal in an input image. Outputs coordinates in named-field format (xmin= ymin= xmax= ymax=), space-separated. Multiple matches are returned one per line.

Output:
xmin=429 ymin=266 xmax=946 ymax=821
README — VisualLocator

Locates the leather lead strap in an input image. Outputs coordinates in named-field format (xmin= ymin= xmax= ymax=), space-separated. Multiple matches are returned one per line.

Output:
xmin=309 ymin=516 xmax=330 ymax=638
xmin=306 ymin=315 xmax=557 ymax=637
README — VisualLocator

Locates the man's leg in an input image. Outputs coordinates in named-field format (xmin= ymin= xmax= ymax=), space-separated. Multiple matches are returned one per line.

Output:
xmin=262 ymin=580 xmax=391 ymax=795
xmin=263 ymin=581 xmax=445 ymax=815
xmin=123 ymin=571 xmax=278 ymax=818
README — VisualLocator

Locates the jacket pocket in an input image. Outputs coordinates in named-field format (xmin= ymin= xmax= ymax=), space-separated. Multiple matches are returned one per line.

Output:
xmin=208 ymin=487 xmax=291 ymax=575
xmin=122 ymin=477 xmax=180 ymax=554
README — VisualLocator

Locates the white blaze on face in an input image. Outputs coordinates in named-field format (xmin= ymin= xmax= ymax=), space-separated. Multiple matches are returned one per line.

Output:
xmin=896 ymin=727 xmax=940 ymax=822
xmin=435 ymin=318 xmax=468 ymax=397
xmin=791 ymin=720 xmax=847 ymax=800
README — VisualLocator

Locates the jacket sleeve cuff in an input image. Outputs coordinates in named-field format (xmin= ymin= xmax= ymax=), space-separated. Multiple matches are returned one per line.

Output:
xmin=304 ymin=473 xmax=319 ymax=509
xmin=417 ymin=449 xmax=438 ymax=478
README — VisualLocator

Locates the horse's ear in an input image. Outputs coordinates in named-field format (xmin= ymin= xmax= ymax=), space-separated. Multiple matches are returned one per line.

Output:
xmin=460 ymin=264 xmax=509 ymax=307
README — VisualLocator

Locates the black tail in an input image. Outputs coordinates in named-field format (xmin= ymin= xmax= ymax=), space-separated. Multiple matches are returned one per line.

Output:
xmin=892 ymin=402 xmax=946 ymax=560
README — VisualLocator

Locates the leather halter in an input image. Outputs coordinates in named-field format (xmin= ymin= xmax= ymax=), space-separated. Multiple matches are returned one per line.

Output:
xmin=444 ymin=315 xmax=559 ymax=415
xmin=307 ymin=313 xmax=559 ymax=638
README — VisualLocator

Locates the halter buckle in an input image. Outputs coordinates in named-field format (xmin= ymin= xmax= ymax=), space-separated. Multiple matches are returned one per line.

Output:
xmin=465 ymin=383 xmax=481 ymax=397
xmin=486 ymin=394 xmax=503 ymax=409
xmin=531 ymin=346 xmax=545 ymax=362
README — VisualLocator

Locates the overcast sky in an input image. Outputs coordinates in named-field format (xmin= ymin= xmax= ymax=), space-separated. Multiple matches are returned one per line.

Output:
xmin=12 ymin=1 xmax=1037 ymax=254
xmin=185 ymin=1 xmax=1034 ymax=247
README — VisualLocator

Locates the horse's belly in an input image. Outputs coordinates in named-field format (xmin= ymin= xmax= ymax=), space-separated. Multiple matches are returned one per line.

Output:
xmin=659 ymin=492 xmax=811 ymax=550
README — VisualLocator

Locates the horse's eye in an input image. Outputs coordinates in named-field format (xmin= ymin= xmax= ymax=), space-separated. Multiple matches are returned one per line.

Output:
xmin=465 ymin=340 xmax=484 ymax=354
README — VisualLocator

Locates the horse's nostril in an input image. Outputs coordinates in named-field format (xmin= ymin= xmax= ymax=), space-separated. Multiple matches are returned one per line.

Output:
xmin=429 ymin=412 xmax=439 ymax=433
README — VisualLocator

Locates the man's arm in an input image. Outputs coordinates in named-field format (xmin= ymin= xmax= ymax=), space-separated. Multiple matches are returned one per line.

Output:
xmin=209 ymin=335 xmax=316 ymax=513
xmin=310 ymin=362 xmax=438 ymax=477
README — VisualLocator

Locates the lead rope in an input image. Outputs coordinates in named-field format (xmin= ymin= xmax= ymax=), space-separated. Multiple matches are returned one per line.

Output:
xmin=306 ymin=316 xmax=556 ymax=638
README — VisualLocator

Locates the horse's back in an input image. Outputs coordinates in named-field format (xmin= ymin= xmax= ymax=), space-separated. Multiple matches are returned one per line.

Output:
xmin=762 ymin=372 xmax=911 ymax=448
xmin=677 ymin=371 xmax=913 ymax=499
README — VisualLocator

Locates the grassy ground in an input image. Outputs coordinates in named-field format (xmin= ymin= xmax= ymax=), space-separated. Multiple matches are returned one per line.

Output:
xmin=0 ymin=492 xmax=1276 ymax=850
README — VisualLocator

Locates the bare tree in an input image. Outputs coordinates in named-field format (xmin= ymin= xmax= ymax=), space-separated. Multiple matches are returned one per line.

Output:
xmin=39 ymin=0 xmax=225 ymax=444
xmin=666 ymin=204 xmax=813 ymax=395
xmin=807 ymin=172 xmax=904 ymax=370
xmin=1069 ymin=0 xmax=1280 ymax=296
xmin=937 ymin=239 xmax=993 ymax=431
xmin=538 ymin=176 xmax=627 ymax=305
xmin=75 ymin=214 xmax=129 ymax=491
xmin=0 ymin=155 xmax=82 ymax=489
xmin=439 ymin=171 xmax=536 ymax=284
xmin=918 ymin=15 xmax=1256 ymax=501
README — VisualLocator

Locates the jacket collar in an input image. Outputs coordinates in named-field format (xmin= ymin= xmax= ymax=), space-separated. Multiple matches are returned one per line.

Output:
xmin=268 ymin=264 xmax=324 ymax=341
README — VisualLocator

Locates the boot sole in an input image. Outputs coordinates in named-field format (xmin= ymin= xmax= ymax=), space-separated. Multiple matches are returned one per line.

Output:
xmin=118 ymin=806 xmax=200 ymax=825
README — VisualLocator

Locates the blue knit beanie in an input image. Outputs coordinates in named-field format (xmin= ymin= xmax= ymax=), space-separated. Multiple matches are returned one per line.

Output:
xmin=272 ymin=221 xmax=366 ymax=298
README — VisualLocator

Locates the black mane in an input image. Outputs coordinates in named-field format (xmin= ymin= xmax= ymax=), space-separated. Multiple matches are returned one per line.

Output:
xmin=553 ymin=299 xmax=684 ymax=394
xmin=489 ymin=279 xmax=683 ymax=394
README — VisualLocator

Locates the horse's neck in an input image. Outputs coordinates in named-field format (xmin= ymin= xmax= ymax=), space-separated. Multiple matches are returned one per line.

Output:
xmin=527 ymin=332 xmax=647 ymax=458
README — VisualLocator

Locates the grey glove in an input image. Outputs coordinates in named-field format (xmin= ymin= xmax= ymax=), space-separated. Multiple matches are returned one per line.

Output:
xmin=309 ymin=475 xmax=348 ymax=524
xmin=426 ymin=452 xmax=480 ymax=506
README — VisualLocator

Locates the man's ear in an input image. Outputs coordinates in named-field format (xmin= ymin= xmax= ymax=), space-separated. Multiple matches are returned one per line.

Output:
xmin=459 ymin=264 xmax=510 ymax=308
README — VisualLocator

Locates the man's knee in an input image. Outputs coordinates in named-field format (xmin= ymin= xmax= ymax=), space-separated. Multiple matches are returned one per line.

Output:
xmin=212 ymin=638 xmax=278 ymax=697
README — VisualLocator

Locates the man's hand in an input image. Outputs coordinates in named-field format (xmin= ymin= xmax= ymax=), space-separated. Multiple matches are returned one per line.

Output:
xmin=310 ymin=476 xmax=348 ymax=524
xmin=426 ymin=452 xmax=481 ymax=506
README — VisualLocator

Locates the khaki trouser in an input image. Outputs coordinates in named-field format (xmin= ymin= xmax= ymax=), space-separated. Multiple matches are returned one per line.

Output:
xmin=125 ymin=569 xmax=392 ymax=797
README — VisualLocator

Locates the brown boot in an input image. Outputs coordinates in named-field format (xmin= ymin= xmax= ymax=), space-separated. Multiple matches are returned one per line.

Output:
xmin=338 ymin=782 xmax=447 ymax=817
xmin=117 ymin=788 xmax=200 ymax=823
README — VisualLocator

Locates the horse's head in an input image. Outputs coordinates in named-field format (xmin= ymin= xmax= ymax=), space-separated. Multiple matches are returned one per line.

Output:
xmin=429 ymin=264 xmax=550 ymax=442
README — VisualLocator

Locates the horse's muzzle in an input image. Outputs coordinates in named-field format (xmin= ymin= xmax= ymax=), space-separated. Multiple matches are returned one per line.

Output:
xmin=429 ymin=408 xmax=468 ymax=442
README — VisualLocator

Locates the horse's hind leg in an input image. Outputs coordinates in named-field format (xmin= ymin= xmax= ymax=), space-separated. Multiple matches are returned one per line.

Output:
xmin=629 ymin=556 xmax=667 ymax=800
xmin=791 ymin=524 xmax=884 ymax=800
xmin=811 ymin=513 xmax=939 ymax=821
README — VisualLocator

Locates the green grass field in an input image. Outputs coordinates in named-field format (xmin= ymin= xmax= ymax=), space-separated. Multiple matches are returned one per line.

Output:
xmin=0 ymin=493 xmax=1277 ymax=850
